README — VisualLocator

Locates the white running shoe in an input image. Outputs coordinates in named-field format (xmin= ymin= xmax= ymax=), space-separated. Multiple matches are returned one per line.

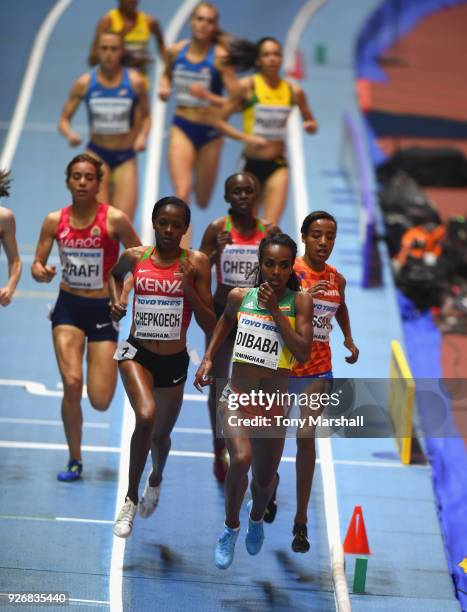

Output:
xmin=139 ymin=474 xmax=161 ymax=518
xmin=113 ymin=498 xmax=137 ymax=538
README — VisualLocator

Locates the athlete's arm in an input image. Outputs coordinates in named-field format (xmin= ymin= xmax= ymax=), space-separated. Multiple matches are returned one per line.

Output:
xmin=199 ymin=218 xmax=231 ymax=265
xmin=87 ymin=14 xmax=112 ymax=66
xmin=194 ymin=287 xmax=245 ymax=390
xmin=107 ymin=207 xmax=141 ymax=248
xmin=181 ymin=251 xmax=216 ymax=335
xmin=291 ymin=83 xmax=318 ymax=134
xmin=335 ymin=274 xmax=359 ymax=364
xmin=131 ymin=72 xmax=151 ymax=152
xmin=149 ymin=15 xmax=167 ymax=62
xmin=58 ymin=75 xmax=89 ymax=146
xmin=0 ymin=208 xmax=22 ymax=306
xmin=259 ymin=283 xmax=314 ymax=363
xmin=109 ymin=247 xmax=145 ymax=321
xmin=31 ymin=213 xmax=59 ymax=283
xmin=158 ymin=42 xmax=182 ymax=101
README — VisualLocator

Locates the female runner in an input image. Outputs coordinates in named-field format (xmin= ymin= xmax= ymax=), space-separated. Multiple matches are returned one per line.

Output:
xmin=195 ymin=233 xmax=314 ymax=569
xmin=110 ymin=196 xmax=216 ymax=537
xmin=31 ymin=154 xmax=140 ymax=481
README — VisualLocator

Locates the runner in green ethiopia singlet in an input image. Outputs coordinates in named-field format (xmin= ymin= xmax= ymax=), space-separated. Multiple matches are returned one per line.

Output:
xmin=233 ymin=287 xmax=296 ymax=371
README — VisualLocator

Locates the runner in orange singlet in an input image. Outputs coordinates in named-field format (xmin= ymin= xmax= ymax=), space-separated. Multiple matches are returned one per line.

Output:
xmin=265 ymin=211 xmax=359 ymax=553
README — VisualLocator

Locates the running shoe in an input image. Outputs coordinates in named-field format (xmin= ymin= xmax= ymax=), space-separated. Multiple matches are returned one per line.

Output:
xmin=263 ymin=473 xmax=280 ymax=524
xmin=113 ymin=498 xmax=137 ymax=538
xmin=292 ymin=523 xmax=310 ymax=553
xmin=213 ymin=448 xmax=229 ymax=483
xmin=57 ymin=459 xmax=82 ymax=482
xmin=139 ymin=474 xmax=161 ymax=518
xmin=215 ymin=524 xmax=239 ymax=569
xmin=245 ymin=500 xmax=264 ymax=555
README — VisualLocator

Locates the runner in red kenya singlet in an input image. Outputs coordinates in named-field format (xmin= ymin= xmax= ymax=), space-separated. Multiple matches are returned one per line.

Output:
xmin=109 ymin=196 xmax=215 ymax=538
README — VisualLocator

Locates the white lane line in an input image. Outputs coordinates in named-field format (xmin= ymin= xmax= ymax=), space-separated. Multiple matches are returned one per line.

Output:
xmin=0 ymin=378 xmax=205 ymax=403
xmin=0 ymin=417 xmax=109 ymax=429
xmin=173 ymin=427 xmax=211 ymax=434
xmin=56 ymin=517 xmax=114 ymax=525
xmin=0 ymin=120 xmax=87 ymax=134
xmin=110 ymin=6 xmax=200 ymax=611
xmin=0 ymin=441 xmax=120 ymax=452
xmin=69 ymin=598 xmax=110 ymax=606
xmin=139 ymin=2 xmax=199 ymax=242
xmin=0 ymin=0 xmax=73 ymax=169
xmin=0 ymin=440 xmax=427 ymax=469
xmin=0 ymin=379 xmax=88 ymax=399
xmin=0 ymin=514 xmax=113 ymax=526
xmin=285 ymin=1 xmax=351 ymax=611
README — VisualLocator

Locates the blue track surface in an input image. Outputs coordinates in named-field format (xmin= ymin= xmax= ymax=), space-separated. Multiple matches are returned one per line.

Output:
xmin=0 ymin=1 xmax=460 ymax=611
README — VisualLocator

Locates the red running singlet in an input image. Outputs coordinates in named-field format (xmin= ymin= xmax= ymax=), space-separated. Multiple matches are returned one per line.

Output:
xmin=215 ymin=215 xmax=265 ymax=288
xmin=56 ymin=203 xmax=119 ymax=290
xmin=132 ymin=247 xmax=193 ymax=341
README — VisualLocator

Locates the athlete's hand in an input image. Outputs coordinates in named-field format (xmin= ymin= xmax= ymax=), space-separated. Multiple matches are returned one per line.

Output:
xmin=216 ymin=230 xmax=232 ymax=252
xmin=158 ymin=84 xmax=171 ymax=102
xmin=303 ymin=119 xmax=318 ymax=134
xmin=32 ymin=263 xmax=56 ymax=283
xmin=110 ymin=301 xmax=127 ymax=322
xmin=133 ymin=134 xmax=147 ymax=152
xmin=244 ymin=134 xmax=268 ymax=148
xmin=179 ymin=258 xmax=196 ymax=289
xmin=308 ymin=280 xmax=330 ymax=296
xmin=188 ymin=83 xmax=210 ymax=100
xmin=67 ymin=132 xmax=82 ymax=147
xmin=194 ymin=358 xmax=213 ymax=391
xmin=258 ymin=281 xmax=278 ymax=313
xmin=344 ymin=337 xmax=359 ymax=364
xmin=0 ymin=286 xmax=14 ymax=306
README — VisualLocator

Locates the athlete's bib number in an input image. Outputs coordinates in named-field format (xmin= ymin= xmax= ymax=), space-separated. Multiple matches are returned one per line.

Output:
xmin=220 ymin=245 xmax=258 ymax=287
xmin=134 ymin=295 xmax=183 ymax=340
xmin=233 ymin=313 xmax=283 ymax=370
xmin=61 ymin=247 xmax=103 ymax=289
xmin=312 ymin=299 xmax=339 ymax=342
xmin=113 ymin=340 xmax=137 ymax=361
xmin=253 ymin=105 xmax=290 ymax=140
xmin=173 ymin=68 xmax=211 ymax=107
xmin=89 ymin=97 xmax=133 ymax=134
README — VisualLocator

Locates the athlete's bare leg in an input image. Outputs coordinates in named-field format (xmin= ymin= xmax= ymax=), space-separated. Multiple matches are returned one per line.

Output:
xmin=147 ymin=384 xmax=185 ymax=486
xmin=86 ymin=340 xmax=118 ymax=410
xmin=52 ymin=325 xmax=86 ymax=461
xmin=113 ymin=157 xmax=138 ymax=221
xmin=194 ymin=137 xmax=224 ymax=209
xmin=260 ymin=167 xmax=289 ymax=224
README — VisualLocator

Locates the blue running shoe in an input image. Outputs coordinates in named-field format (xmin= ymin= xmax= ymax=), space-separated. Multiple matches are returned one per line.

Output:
xmin=57 ymin=459 xmax=82 ymax=482
xmin=245 ymin=500 xmax=264 ymax=555
xmin=215 ymin=524 xmax=239 ymax=569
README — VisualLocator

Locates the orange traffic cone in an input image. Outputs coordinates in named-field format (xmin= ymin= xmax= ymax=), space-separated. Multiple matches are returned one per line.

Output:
xmin=343 ymin=506 xmax=371 ymax=555
xmin=287 ymin=50 xmax=305 ymax=80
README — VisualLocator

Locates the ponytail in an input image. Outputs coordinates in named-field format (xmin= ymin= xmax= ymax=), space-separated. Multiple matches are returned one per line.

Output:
xmin=225 ymin=36 xmax=282 ymax=72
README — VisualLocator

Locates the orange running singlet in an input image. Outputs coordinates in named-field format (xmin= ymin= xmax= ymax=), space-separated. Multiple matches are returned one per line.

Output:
xmin=292 ymin=257 xmax=342 ymax=376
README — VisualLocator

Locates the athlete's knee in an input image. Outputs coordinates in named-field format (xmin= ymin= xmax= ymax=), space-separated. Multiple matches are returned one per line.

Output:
xmin=62 ymin=373 xmax=83 ymax=398
xmin=230 ymin=449 xmax=252 ymax=474
xmin=89 ymin=394 xmax=112 ymax=412
xmin=134 ymin=405 xmax=156 ymax=431
xmin=195 ymin=194 xmax=210 ymax=209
